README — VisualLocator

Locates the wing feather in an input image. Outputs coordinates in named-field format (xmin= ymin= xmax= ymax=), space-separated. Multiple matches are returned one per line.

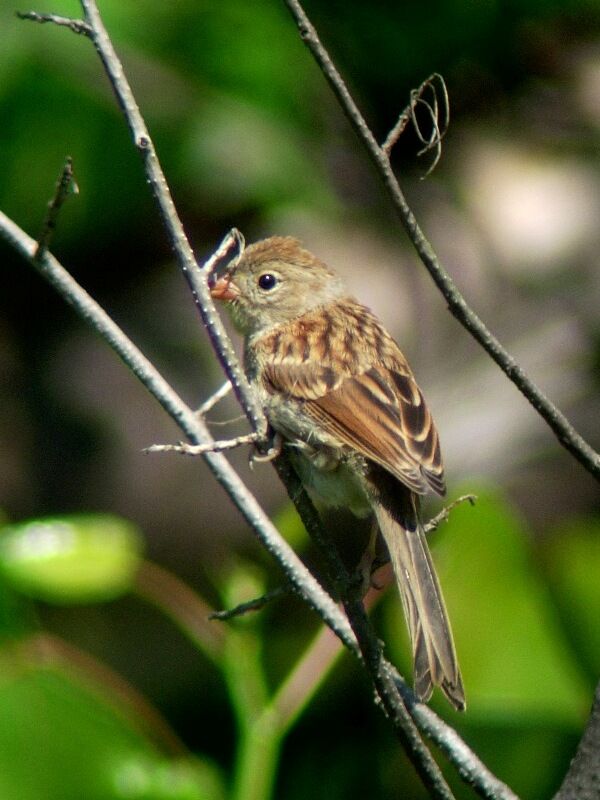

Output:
xmin=263 ymin=359 xmax=445 ymax=496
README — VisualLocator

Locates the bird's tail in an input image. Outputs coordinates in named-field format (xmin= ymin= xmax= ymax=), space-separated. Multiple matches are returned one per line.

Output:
xmin=373 ymin=493 xmax=465 ymax=710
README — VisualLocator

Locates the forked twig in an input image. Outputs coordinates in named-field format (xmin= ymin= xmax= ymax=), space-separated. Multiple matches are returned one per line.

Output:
xmin=145 ymin=432 xmax=258 ymax=456
xmin=202 ymin=227 xmax=245 ymax=277
xmin=423 ymin=494 xmax=477 ymax=534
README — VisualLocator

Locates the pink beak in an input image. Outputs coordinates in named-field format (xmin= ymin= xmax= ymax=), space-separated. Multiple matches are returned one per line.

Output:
xmin=210 ymin=275 xmax=239 ymax=302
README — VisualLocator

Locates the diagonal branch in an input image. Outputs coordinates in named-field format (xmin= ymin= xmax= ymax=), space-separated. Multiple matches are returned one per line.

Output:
xmin=282 ymin=0 xmax=600 ymax=482
xmin=0 ymin=208 xmax=351 ymax=652
xmin=553 ymin=679 xmax=600 ymax=800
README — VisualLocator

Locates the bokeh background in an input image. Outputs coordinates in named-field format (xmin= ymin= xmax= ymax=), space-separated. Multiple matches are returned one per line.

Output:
xmin=0 ymin=1 xmax=599 ymax=798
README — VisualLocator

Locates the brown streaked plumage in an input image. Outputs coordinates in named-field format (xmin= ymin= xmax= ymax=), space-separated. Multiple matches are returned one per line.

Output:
xmin=211 ymin=236 xmax=465 ymax=710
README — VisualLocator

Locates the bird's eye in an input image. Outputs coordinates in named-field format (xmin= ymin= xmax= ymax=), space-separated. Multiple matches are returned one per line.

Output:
xmin=258 ymin=273 xmax=278 ymax=291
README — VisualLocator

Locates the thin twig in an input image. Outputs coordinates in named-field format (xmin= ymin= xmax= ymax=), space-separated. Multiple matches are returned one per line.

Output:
xmin=196 ymin=380 xmax=233 ymax=416
xmin=34 ymin=156 xmax=78 ymax=261
xmin=382 ymin=73 xmax=449 ymax=177
xmin=203 ymin=227 xmax=245 ymax=276
xmin=16 ymin=10 xmax=91 ymax=36
xmin=210 ymin=585 xmax=290 ymax=621
xmin=145 ymin=432 xmax=258 ymax=456
xmin=423 ymin=494 xmax=477 ymax=534
xmin=283 ymin=0 xmax=600 ymax=482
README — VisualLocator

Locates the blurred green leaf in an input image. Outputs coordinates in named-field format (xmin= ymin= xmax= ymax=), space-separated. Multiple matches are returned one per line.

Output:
xmin=272 ymin=502 xmax=310 ymax=550
xmin=539 ymin=516 xmax=600 ymax=680
xmin=437 ymin=488 xmax=590 ymax=724
xmin=0 ymin=635 xmax=223 ymax=800
xmin=113 ymin=756 xmax=226 ymax=800
xmin=0 ymin=515 xmax=143 ymax=604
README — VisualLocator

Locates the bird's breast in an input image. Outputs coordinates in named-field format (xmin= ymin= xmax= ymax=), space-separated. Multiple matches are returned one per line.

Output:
xmin=287 ymin=445 xmax=372 ymax=518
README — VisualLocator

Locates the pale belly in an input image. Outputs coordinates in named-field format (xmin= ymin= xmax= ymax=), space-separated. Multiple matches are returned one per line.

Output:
xmin=256 ymin=384 xmax=373 ymax=518
xmin=287 ymin=446 xmax=372 ymax=519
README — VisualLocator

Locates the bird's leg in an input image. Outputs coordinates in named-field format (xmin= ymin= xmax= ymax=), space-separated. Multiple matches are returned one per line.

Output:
xmin=249 ymin=430 xmax=283 ymax=467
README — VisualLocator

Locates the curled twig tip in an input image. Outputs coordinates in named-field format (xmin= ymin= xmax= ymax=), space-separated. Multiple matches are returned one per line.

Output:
xmin=382 ymin=72 xmax=450 ymax=178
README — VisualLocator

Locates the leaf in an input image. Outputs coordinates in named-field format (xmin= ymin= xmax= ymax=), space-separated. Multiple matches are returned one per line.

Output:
xmin=0 ymin=634 xmax=224 ymax=800
xmin=0 ymin=515 xmax=143 ymax=604
xmin=538 ymin=516 xmax=600 ymax=680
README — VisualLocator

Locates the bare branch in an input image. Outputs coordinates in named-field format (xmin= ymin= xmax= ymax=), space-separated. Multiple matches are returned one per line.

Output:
xmin=283 ymin=0 xmax=600 ymax=482
xmin=407 ymin=696 xmax=520 ymax=800
xmin=196 ymin=380 xmax=233 ymax=416
xmin=145 ymin=432 xmax=258 ymax=456
xmin=17 ymin=10 xmax=91 ymax=36
xmin=553 ymin=679 xmax=600 ymax=800
xmin=209 ymin=585 xmax=290 ymax=621
xmin=34 ymin=156 xmax=78 ymax=261
xmin=0 ymin=209 xmax=354 ymax=653
xmin=423 ymin=494 xmax=477 ymax=534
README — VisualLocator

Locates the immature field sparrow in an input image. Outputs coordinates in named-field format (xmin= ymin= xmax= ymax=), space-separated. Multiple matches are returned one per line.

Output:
xmin=210 ymin=236 xmax=465 ymax=710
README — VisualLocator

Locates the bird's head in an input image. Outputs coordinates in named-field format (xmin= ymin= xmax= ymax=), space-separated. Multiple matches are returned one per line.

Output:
xmin=210 ymin=236 xmax=345 ymax=336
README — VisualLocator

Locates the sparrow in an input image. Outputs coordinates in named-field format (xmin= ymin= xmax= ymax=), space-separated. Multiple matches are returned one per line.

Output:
xmin=210 ymin=236 xmax=465 ymax=710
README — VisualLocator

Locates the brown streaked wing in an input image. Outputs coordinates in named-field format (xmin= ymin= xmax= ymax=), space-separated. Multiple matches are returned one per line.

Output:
xmin=389 ymin=371 xmax=445 ymax=495
xmin=264 ymin=361 xmax=445 ymax=496
xmin=263 ymin=362 xmax=344 ymax=399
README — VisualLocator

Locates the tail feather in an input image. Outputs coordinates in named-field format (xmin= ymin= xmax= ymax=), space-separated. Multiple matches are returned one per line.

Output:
xmin=373 ymin=497 xmax=465 ymax=711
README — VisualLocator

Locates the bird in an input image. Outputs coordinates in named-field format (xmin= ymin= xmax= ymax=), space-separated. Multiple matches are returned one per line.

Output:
xmin=210 ymin=235 xmax=465 ymax=710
